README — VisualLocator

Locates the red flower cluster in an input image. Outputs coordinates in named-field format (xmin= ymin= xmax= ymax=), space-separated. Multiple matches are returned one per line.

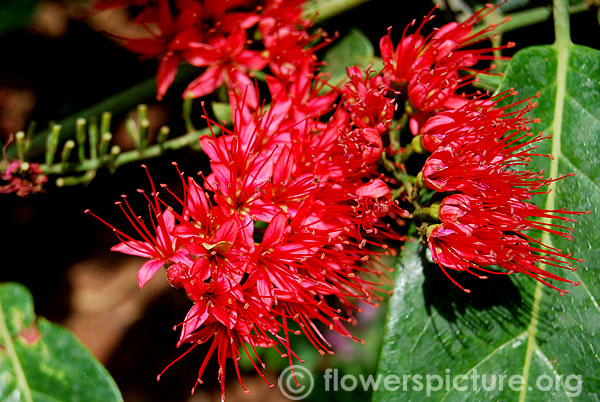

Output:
xmin=419 ymin=93 xmax=587 ymax=293
xmin=337 ymin=6 xmax=585 ymax=295
xmin=96 ymin=0 xmax=312 ymax=101
xmin=88 ymin=2 xmax=586 ymax=399
xmin=88 ymin=53 xmax=404 ymax=397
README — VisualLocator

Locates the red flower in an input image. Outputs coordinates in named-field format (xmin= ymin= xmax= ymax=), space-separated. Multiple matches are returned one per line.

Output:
xmin=0 ymin=161 xmax=47 ymax=197
xmin=419 ymin=91 xmax=535 ymax=152
xmin=183 ymin=26 xmax=268 ymax=103
xmin=428 ymin=215 xmax=583 ymax=294
xmin=420 ymin=95 xmax=587 ymax=293
xmin=120 ymin=0 xmax=197 ymax=99
xmin=343 ymin=66 xmax=395 ymax=133
xmin=258 ymin=2 xmax=320 ymax=82
xmin=111 ymin=208 xmax=192 ymax=288
xmin=111 ymin=0 xmax=267 ymax=100
xmin=421 ymin=126 xmax=550 ymax=197
xmin=93 ymin=0 xmax=160 ymax=23
xmin=101 ymin=0 xmax=314 ymax=100
xmin=378 ymin=5 xmax=512 ymax=133
xmin=85 ymin=167 xmax=192 ymax=288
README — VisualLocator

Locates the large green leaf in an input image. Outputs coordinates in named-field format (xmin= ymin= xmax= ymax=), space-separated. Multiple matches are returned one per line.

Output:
xmin=322 ymin=28 xmax=375 ymax=86
xmin=0 ymin=282 xmax=122 ymax=402
xmin=374 ymin=5 xmax=599 ymax=402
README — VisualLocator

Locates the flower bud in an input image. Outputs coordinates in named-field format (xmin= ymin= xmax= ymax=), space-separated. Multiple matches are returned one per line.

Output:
xmin=167 ymin=263 xmax=187 ymax=289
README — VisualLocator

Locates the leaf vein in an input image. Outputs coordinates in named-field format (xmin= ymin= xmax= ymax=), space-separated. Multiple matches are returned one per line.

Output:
xmin=520 ymin=4 xmax=570 ymax=399
xmin=534 ymin=347 xmax=574 ymax=402
xmin=439 ymin=332 xmax=528 ymax=402
xmin=563 ymin=93 xmax=600 ymax=125
xmin=559 ymin=156 xmax=600 ymax=194
xmin=409 ymin=317 xmax=432 ymax=354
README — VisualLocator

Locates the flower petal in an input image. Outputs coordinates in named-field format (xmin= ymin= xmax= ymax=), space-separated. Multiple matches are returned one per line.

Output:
xmin=179 ymin=302 xmax=209 ymax=342
xmin=137 ymin=259 xmax=165 ymax=288
xmin=111 ymin=240 xmax=155 ymax=258
xmin=184 ymin=66 xmax=224 ymax=99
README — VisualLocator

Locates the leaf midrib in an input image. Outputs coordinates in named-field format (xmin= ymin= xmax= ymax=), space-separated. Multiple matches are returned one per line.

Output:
xmin=518 ymin=1 xmax=571 ymax=399
xmin=0 ymin=300 xmax=33 ymax=402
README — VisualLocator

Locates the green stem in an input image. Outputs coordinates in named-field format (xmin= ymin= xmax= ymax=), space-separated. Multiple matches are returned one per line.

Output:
xmin=7 ymin=65 xmax=200 ymax=158
xmin=302 ymin=0 xmax=369 ymax=23
xmin=554 ymin=0 xmax=572 ymax=46
xmin=398 ymin=144 xmax=414 ymax=164
xmin=182 ymin=95 xmax=195 ymax=133
xmin=43 ymin=126 xmax=217 ymax=175
xmin=497 ymin=2 xmax=587 ymax=34
xmin=412 ymin=207 xmax=431 ymax=218
xmin=396 ymin=168 xmax=415 ymax=203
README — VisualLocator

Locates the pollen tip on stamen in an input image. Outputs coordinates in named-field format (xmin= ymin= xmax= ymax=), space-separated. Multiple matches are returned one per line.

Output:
xmin=157 ymin=375 xmax=161 ymax=381
xmin=84 ymin=209 xmax=90 ymax=213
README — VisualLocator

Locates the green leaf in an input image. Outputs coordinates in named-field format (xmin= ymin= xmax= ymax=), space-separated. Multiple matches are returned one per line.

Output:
xmin=211 ymin=101 xmax=232 ymax=125
xmin=0 ymin=282 xmax=123 ymax=402
xmin=374 ymin=3 xmax=599 ymax=401
xmin=375 ymin=241 xmax=547 ymax=401
xmin=0 ymin=0 xmax=35 ymax=36
xmin=493 ymin=34 xmax=600 ymax=402
xmin=322 ymin=28 xmax=374 ymax=86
